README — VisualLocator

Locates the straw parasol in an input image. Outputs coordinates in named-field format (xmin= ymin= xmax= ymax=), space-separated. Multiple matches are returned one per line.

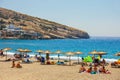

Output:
xmin=24 ymin=49 xmax=32 ymax=53
xmin=36 ymin=50 xmax=43 ymax=56
xmin=89 ymin=50 xmax=98 ymax=58
xmin=89 ymin=50 xmax=98 ymax=55
xmin=66 ymin=52 xmax=74 ymax=66
xmin=18 ymin=49 xmax=31 ymax=58
xmin=97 ymin=51 xmax=107 ymax=58
xmin=18 ymin=49 xmax=31 ymax=53
xmin=45 ymin=50 xmax=51 ymax=54
xmin=3 ymin=48 xmax=11 ymax=60
xmin=75 ymin=51 xmax=82 ymax=64
xmin=55 ymin=50 xmax=61 ymax=62
xmin=115 ymin=52 xmax=120 ymax=56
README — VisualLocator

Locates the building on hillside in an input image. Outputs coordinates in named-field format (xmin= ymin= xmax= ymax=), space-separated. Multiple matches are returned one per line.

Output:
xmin=1 ymin=24 xmax=42 ymax=39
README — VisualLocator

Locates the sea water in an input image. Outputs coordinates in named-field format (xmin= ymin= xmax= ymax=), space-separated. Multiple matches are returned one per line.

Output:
xmin=0 ymin=37 xmax=120 ymax=62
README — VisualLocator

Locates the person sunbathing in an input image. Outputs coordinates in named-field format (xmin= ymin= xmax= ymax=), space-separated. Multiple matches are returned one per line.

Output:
xmin=79 ymin=65 xmax=86 ymax=73
xmin=15 ymin=62 xmax=22 ymax=68
xmin=99 ymin=66 xmax=111 ymax=74
xmin=86 ymin=66 xmax=92 ymax=73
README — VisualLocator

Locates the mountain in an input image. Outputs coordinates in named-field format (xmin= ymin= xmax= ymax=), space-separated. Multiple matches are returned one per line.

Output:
xmin=0 ymin=7 xmax=89 ymax=39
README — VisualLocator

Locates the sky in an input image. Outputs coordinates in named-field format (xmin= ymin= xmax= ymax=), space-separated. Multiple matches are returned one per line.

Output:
xmin=0 ymin=0 xmax=120 ymax=37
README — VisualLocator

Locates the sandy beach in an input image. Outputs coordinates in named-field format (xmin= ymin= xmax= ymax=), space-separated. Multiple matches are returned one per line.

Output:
xmin=0 ymin=56 xmax=119 ymax=80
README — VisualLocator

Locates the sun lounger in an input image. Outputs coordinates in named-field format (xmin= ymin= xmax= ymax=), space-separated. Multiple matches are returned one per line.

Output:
xmin=111 ymin=62 xmax=120 ymax=68
xmin=56 ymin=61 xmax=64 ymax=65
xmin=22 ymin=58 xmax=33 ymax=63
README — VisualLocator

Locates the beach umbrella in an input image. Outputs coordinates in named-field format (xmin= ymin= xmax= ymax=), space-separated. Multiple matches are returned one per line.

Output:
xmin=115 ymin=52 xmax=120 ymax=56
xmin=75 ymin=51 xmax=82 ymax=64
xmin=17 ymin=48 xmax=23 ymax=51
xmin=45 ymin=50 xmax=51 ymax=54
xmin=36 ymin=50 xmax=43 ymax=56
xmin=18 ymin=49 xmax=31 ymax=53
xmin=3 ymin=48 xmax=11 ymax=60
xmin=66 ymin=52 xmax=74 ymax=66
xmin=89 ymin=50 xmax=98 ymax=55
xmin=55 ymin=50 xmax=61 ymax=62
xmin=89 ymin=50 xmax=98 ymax=57
xmin=23 ymin=49 xmax=32 ymax=57
xmin=18 ymin=49 xmax=31 ymax=58
xmin=24 ymin=49 xmax=32 ymax=53
xmin=97 ymin=51 xmax=107 ymax=58
xmin=98 ymin=51 xmax=106 ymax=55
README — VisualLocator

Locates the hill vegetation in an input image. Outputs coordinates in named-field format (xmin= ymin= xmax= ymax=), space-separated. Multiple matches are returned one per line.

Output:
xmin=0 ymin=7 xmax=89 ymax=39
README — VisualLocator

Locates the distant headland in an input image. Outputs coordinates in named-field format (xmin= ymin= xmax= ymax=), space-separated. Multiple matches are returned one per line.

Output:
xmin=0 ymin=7 xmax=89 ymax=39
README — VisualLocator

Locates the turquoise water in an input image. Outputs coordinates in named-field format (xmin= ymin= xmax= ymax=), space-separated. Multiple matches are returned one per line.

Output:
xmin=0 ymin=37 xmax=120 ymax=59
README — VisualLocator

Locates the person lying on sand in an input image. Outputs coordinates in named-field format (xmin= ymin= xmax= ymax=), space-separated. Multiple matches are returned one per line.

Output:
xmin=99 ymin=66 xmax=111 ymax=74
xmin=86 ymin=66 xmax=92 ymax=73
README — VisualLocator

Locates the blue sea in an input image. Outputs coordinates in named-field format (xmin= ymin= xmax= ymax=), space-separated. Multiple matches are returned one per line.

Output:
xmin=0 ymin=37 xmax=120 ymax=61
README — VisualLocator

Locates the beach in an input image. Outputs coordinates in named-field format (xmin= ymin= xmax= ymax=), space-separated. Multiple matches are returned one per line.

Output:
xmin=0 ymin=56 xmax=120 ymax=80
xmin=0 ymin=38 xmax=120 ymax=80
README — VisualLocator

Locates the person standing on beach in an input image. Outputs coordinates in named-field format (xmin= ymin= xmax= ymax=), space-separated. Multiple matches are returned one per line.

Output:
xmin=11 ymin=60 xmax=15 ymax=68
xmin=0 ymin=49 xmax=4 ymax=56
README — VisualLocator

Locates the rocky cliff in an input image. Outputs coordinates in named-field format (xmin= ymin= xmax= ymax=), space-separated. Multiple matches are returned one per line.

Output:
xmin=0 ymin=7 xmax=89 ymax=39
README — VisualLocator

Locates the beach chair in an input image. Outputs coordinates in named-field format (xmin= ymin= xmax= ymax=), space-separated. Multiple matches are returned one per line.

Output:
xmin=22 ymin=58 xmax=33 ymax=63
xmin=56 ymin=61 xmax=64 ymax=65
xmin=111 ymin=62 xmax=120 ymax=68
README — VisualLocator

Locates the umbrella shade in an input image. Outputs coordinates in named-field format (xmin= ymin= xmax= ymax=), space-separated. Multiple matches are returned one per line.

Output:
xmin=24 ymin=49 xmax=32 ymax=52
xmin=44 ymin=50 xmax=51 ymax=54
xmin=66 ymin=52 xmax=74 ymax=56
xmin=3 ymin=48 xmax=11 ymax=60
xmin=76 ymin=51 xmax=82 ymax=54
xmin=36 ymin=50 xmax=43 ymax=53
xmin=36 ymin=50 xmax=43 ymax=56
xmin=17 ymin=49 xmax=31 ymax=58
xmin=75 ymin=51 xmax=82 ymax=64
xmin=97 ymin=51 xmax=106 ymax=55
xmin=66 ymin=52 xmax=74 ymax=66
xmin=17 ymin=48 xmax=23 ymax=51
xmin=115 ymin=52 xmax=120 ymax=56
xmin=3 ymin=48 xmax=11 ymax=51
xmin=56 ymin=50 xmax=61 ymax=54
xmin=55 ymin=50 xmax=61 ymax=62
xmin=18 ymin=49 xmax=31 ymax=53
xmin=89 ymin=50 xmax=98 ymax=55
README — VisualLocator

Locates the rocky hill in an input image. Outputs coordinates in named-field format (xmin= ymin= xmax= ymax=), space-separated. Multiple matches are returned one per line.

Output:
xmin=0 ymin=7 xmax=89 ymax=39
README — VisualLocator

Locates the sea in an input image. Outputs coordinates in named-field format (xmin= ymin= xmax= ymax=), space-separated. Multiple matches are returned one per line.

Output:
xmin=0 ymin=37 xmax=120 ymax=62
